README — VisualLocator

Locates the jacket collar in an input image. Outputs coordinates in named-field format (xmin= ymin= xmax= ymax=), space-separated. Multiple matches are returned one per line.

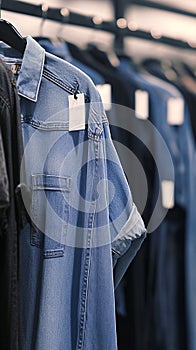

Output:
xmin=17 ymin=36 xmax=45 ymax=102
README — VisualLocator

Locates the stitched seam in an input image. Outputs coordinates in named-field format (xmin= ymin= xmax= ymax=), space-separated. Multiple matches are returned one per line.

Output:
xmin=43 ymin=69 xmax=90 ymax=102
xmin=77 ymin=141 xmax=98 ymax=350
xmin=21 ymin=117 xmax=69 ymax=130
xmin=0 ymin=94 xmax=11 ymax=109
xmin=43 ymin=70 xmax=75 ymax=94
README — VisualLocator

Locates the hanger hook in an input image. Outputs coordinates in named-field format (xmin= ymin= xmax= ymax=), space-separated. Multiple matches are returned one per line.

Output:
xmin=57 ymin=8 xmax=70 ymax=39
xmin=39 ymin=3 xmax=48 ymax=37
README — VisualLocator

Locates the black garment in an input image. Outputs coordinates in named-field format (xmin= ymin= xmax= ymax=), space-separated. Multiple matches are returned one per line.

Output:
xmin=0 ymin=129 xmax=9 ymax=234
xmin=145 ymin=206 xmax=187 ymax=350
xmin=116 ymin=205 xmax=186 ymax=350
xmin=0 ymin=60 xmax=25 ymax=350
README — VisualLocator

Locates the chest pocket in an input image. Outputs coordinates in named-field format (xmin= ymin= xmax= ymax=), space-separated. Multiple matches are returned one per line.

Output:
xmin=30 ymin=174 xmax=71 ymax=258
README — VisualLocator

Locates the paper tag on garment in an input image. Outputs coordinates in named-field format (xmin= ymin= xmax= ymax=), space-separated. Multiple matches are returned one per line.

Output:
xmin=135 ymin=90 xmax=149 ymax=119
xmin=161 ymin=180 xmax=174 ymax=209
xmin=167 ymin=97 xmax=184 ymax=125
xmin=68 ymin=93 xmax=85 ymax=131
xmin=96 ymin=84 xmax=112 ymax=111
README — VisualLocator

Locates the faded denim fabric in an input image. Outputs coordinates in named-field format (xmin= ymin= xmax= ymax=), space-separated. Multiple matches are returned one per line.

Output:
xmin=0 ymin=37 xmax=146 ymax=350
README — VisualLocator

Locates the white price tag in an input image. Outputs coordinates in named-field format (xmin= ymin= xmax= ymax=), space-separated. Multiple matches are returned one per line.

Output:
xmin=135 ymin=90 xmax=149 ymax=119
xmin=96 ymin=84 xmax=112 ymax=111
xmin=161 ymin=180 xmax=174 ymax=209
xmin=167 ymin=97 xmax=184 ymax=125
xmin=68 ymin=93 xmax=85 ymax=131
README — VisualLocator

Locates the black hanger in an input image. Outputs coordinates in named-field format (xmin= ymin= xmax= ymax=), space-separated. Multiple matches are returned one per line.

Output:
xmin=0 ymin=19 xmax=26 ymax=54
xmin=34 ymin=36 xmax=51 ymax=43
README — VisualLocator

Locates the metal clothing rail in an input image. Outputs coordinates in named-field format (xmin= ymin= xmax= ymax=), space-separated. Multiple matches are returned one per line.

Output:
xmin=1 ymin=0 xmax=196 ymax=51
xmin=130 ymin=0 xmax=196 ymax=19
xmin=1 ymin=0 xmax=117 ymax=33
xmin=123 ymin=28 xmax=196 ymax=50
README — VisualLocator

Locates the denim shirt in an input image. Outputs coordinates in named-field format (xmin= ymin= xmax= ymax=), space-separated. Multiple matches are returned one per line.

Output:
xmin=0 ymin=37 xmax=146 ymax=350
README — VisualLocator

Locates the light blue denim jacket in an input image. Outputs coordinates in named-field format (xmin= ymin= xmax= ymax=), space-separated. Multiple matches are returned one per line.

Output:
xmin=0 ymin=37 xmax=146 ymax=350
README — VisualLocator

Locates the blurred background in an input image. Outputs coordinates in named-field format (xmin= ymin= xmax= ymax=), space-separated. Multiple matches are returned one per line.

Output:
xmin=2 ymin=0 xmax=196 ymax=62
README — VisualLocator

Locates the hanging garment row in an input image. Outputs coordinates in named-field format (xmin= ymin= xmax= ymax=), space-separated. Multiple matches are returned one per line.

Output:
xmin=1 ymin=0 xmax=196 ymax=51
xmin=0 ymin=25 xmax=147 ymax=350
xmin=35 ymin=36 xmax=196 ymax=350
xmin=0 ymin=3 xmax=196 ymax=350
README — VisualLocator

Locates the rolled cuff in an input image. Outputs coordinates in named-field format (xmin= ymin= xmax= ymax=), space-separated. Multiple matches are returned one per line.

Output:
xmin=111 ymin=203 xmax=147 ymax=288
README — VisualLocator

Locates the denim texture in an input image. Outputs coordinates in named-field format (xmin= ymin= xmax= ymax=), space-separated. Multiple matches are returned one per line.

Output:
xmin=0 ymin=37 xmax=146 ymax=350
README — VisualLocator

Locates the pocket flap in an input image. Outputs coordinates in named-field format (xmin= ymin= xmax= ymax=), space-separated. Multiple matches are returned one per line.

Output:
xmin=32 ymin=174 xmax=71 ymax=191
